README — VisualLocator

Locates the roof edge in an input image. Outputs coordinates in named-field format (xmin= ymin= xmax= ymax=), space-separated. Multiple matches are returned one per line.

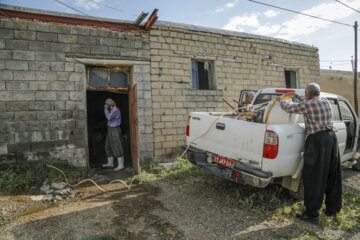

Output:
xmin=156 ymin=20 xmax=317 ymax=50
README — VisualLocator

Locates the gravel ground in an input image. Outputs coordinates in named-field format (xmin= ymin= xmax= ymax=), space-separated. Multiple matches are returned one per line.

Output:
xmin=0 ymin=168 xmax=360 ymax=240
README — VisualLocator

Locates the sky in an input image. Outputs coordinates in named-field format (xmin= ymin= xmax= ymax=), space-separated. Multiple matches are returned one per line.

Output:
xmin=1 ymin=0 xmax=360 ymax=71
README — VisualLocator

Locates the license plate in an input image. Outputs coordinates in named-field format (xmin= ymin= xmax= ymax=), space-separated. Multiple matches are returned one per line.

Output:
xmin=213 ymin=154 xmax=235 ymax=168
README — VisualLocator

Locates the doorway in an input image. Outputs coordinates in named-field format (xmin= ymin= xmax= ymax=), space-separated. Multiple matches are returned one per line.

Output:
xmin=86 ymin=90 xmax=131 ymax=168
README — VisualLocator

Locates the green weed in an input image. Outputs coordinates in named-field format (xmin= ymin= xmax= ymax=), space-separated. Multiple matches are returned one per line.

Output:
xmin=86 ymin=235 xmax=118 ymax=240
xmin=0 ymin=161 xmax=91 ymax=194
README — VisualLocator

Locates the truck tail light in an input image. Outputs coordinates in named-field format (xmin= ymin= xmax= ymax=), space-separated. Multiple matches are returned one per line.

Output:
xmin=186 ymin=115 xmax=191 ymax=136
xmin=263 ymin=130 xmax=278 ymax=159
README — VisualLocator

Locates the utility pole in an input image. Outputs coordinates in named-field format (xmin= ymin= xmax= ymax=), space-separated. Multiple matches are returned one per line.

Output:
xmin=354 ymin=21 xmax=358 ymax=116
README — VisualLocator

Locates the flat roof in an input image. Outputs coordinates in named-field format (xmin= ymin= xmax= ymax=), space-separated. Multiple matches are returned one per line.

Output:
xmin=0 ymin=3 xmax=317 ymax=49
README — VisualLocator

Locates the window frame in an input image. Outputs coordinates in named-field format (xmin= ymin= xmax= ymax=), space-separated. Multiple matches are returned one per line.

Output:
xmin=338 ymin=99 xmax=356 ymax=122
xmin=327 ymin=98 xmax=342 ymax=122
xmin=284 ymin=69 xmax=298 ymax=89
xmin=87 ymin=66 xmax=129 ymax=91
xmin=191 ymin=59 xmax=216 ymax=90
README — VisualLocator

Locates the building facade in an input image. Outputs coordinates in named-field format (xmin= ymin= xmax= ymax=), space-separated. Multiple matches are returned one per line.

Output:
xmin=0 ymin=4 xmax=321 ymax=169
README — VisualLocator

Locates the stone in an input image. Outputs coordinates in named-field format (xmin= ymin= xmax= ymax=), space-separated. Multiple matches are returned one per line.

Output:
xmin=5 ymin=60 xmax=28 ymax=70
xmin=5 ymin=39 xmax=28 ymax=50
xmin=51 ymin=182 xmax=67 ymax=190
xmin=14 ymin=30 xmax=36 ymax=40
xmin=40 ymin=182 xmax=54 ymax=195
xmin=36 ymin=32 xmax=57 ymax=42
xmin=54 ymin=188 xmax=71 ymax=196
xmin=0 ymin=50 xmax=12 ymax=59
xmin=0 ymin=29 xmax=13 ymax=39
xmin=30 ymin=195 xmax=53 ymax=201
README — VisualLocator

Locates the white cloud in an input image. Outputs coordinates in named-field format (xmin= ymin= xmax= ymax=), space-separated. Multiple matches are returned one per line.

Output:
xmin=275 ymin=0 xmax=360 ymax=40
xmin=254 ymin=24 xmax=281 ymax=35
xmin=263 ymin=10 xmax=278 ymax=18
xmin=74 ymin=0 xmax=103 ymax=10
xmin=208 ymin=0 xmax=239 ymax=14
xmin=225 ymin=0 xmax=239 ymax=8
xmin=223 ymin=14 xmax=260 ymax=31
xmin=223 ymin=0 xmax=360 ymax=41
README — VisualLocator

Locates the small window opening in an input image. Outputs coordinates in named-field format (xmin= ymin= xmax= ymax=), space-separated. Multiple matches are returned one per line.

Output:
xmin=285 ymin=70 xmax=297 ymax=88
xmin=192 ymin=60 xmax=215 ymax=90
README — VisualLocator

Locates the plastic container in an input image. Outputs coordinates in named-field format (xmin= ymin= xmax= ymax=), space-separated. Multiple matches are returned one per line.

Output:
xmin=263 ymin=98 xmax=299 ymax=124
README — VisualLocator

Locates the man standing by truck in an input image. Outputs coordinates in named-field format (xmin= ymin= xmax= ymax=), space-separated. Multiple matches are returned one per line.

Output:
xmin=277 ymin=83 xmax=342 ymax=224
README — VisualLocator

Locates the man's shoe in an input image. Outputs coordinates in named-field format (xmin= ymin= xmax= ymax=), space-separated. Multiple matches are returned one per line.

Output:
xmin=102 ymin=157 xmax=114 ymax=168
xmin=324 ymin=210 xmax=337 ymax=218
xmin=296 ymin=213 xmax=320 ymax=224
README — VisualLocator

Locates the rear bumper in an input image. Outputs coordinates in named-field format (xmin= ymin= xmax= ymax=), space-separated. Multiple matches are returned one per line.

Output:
xmin=181 ymin=145 xmax=273 ymax=188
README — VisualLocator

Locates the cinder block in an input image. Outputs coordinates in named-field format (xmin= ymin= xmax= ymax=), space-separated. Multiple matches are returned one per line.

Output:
xmin=90 ymin=46 xmax=108 ymax=55
xmin=50 ymin=62 xmax=65 ymax=71
xmin=36 ymin=32 xmax=57 ymax=42
xmin=13 ymin=30 xmax=36 ymax=40
xmin=70 ymin=26 xmax=89 ymax=35
xmin=14 ymin=71 xmax=35 ymax=80
xmin=121 ymin=48 xmax=137 ymax=57
xmin=65 ymin=62 xmax=75 ymax=72
xmin=6 ymin=102 xmax=28 ymax=111
xmin=3 ymin=19 xmax=28 ymax=30
xmin=29 ymin=81 xmax=49 ymax=91
xmin=100 ymin=38 xmax=117 ymax=46
xmin=70 ymin=44 xmax=90 ymax=54
xmin=0 ymin=50 xmax=12 ymax=59
xmin=70 ymin=92 xmax=85 ymax=101
xmin=37 ymin=111 xmax=58 ymax=120
xmin=0 ymin=29 xmax=13 ymax=39
xmin=35 ymin=52 xmax=56 ymax=61
xmin=13 ymin=50 xmax=35 ymax=60
xmin=28 ymin=22 xmax=49 ymax=32
xmin=35 ymin=72 xmax=57 ymax=81
xmin=51 ymin=43 xmax=71 ymax=52
xmin=14 ymin=111 xmax=36 ymax=121
xmin=36 ymin=92 xmax=56 ymax=101
xmin=28 ymin=102 xmax=50 ymax=111
xmin=6 ymin=81 xmax=29 ymax=91
xmin=0 ymin=70 xmax=13 ymax=80
xmin=69 ymin=72 xmax=84 ymax=81
xmin=49 ymin=25 xmax=69 ymax=33
xmin=77 ymin=35 xmax=96 ymax=45
xmin=29 ymin=41 xmax=51 ymax=51
xmin=5 ymin=60 xmax=28 ymax=70
xmin=0 ymin=39 xmax=4 ymax=49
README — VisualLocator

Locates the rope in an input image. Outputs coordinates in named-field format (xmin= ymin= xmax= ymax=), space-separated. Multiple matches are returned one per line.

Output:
xmin=45 ymin=164 xmax=135 ymax=193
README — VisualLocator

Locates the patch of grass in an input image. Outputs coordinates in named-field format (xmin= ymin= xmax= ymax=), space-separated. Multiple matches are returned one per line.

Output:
xmin=137 ymin=158 xmax=360 ymax=234
xmin=87 ymin=235 xmax=118 ymax=240
xmin=0 ymin=161 xmax=91 ymax=194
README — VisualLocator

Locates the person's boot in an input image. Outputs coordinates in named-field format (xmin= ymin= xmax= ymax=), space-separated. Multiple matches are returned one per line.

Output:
xmin=102 ymin=157 xmax=114 ymax=168
xmin=114 ymin=157 xmax=124 ymax=171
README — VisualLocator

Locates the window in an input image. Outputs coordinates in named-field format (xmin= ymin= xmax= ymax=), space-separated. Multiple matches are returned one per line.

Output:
xmin=191 ymin=60 xmax=215 ymax=90
xmin=87 ymin=67 xmax=129 ymax=90
xmin=328 ymin=99 xmax=341 ymax=121
xmin=284 ymin=70 xmax=297 ymax=88
xmin=339 ymin=100 xmax=355 ymax=121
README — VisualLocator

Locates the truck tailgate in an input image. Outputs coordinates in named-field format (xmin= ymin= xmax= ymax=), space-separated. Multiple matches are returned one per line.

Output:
xmin=187 ymin=112 xmax=267 ymax=165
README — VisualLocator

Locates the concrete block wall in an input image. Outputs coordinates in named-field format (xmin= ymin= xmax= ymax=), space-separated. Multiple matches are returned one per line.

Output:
xmin=0 ymin=17 xmax=151 ymax=166
xmin=150 ymin=25 xmax=320 ymax=157
xmin=320 ymin=69 xmax=360 ymax=108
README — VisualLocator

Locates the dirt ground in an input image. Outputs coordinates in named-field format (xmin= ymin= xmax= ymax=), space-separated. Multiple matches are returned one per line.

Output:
xmin=1 ymin=168 xmax=360 ymax=240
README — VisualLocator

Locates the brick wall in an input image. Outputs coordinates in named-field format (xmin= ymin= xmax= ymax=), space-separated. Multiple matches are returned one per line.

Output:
xmin=0 ymin=17 xmax=151 ymax=166
xmin=150 ymin=25 xmax=320 ymax=157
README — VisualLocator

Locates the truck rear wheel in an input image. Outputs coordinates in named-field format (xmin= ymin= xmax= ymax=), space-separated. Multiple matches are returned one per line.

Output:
xmin=289 ymin=177 xmax=304 ymax=200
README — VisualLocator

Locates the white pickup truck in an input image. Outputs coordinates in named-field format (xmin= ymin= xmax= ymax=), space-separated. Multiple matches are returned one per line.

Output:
xmin=182 ymin=88 xmax=360 ymax=197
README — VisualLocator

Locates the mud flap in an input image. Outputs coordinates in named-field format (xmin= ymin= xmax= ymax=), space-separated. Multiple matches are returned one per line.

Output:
xmin=282 ymin=174 xmax=301 ymax=192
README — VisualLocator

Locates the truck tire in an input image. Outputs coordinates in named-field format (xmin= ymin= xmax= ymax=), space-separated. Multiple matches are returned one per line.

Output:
xmin=289 ymin=177 xmax=304 ymax=200
xmin=352 ymin=158 xmax=360 ymax=171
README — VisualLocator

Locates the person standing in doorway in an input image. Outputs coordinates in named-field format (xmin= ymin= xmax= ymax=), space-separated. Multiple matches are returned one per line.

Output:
xmin=102 ymin=98 xmax=125 ymax=171
xmin=276 ymin=83 xmax=342 ymax=224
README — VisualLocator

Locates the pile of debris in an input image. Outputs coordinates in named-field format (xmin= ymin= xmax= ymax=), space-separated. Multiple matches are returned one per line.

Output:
xmin=30 ymin=180 xmax=74 ymax=202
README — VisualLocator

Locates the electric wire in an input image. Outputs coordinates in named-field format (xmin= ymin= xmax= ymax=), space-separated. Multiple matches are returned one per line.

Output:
xmin=248 ymin=0 xmax=353 ymax=27
xmin=54 ymin=0 xmax=115 ymax=29
xmin=335 ymin=0 xmax=360 ymax=14
xmin=94 ymin=1 xmax=138 ymax=17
